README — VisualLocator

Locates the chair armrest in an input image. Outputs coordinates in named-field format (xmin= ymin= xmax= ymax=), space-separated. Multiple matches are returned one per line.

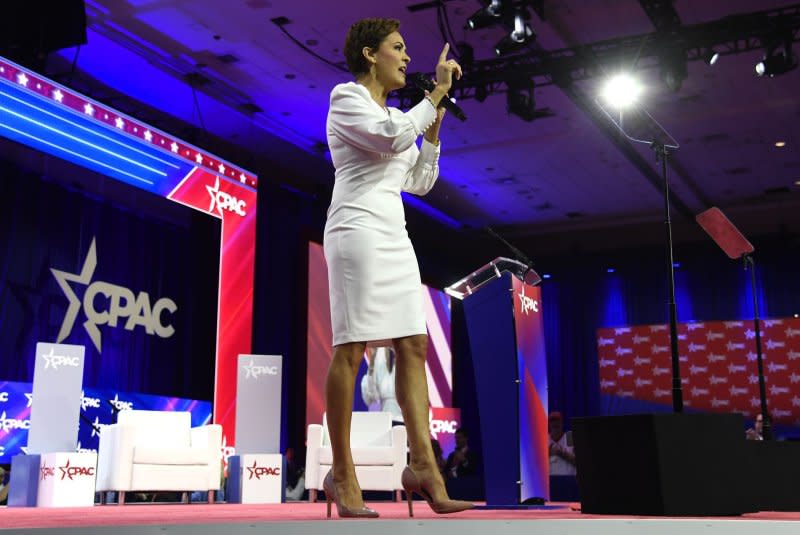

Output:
xmin=96 ymin=424 xmax=137 ymax=491
xmin=191 ymin=424 xmax=223 ymax=490
xmin=305 ymin=424 xmax=323 ymax=490
xmin=391 ymin=425 xmax=408 ymax=489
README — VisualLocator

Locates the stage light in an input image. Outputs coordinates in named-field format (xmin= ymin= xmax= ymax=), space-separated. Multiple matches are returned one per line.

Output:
xmin=466 ymin=0 xmax=503 ymax=30
xmin=775 ymin=141 xmax=786 ymax=147
xmin=505 ymin=77 xmax=536 ymax=121
xmin=756 ymin=35 xmax=797 ymax=77
xmin=494 ymin=9 xmax=535 ymax=56
xmin=702 ymin=49 xmax=719 ymax=66
xmin=659 ymin=48 xmax=687 ymax=92
xmin=606 ymin=268 xmax=616 ymax=274
xmin=542 ymin=274 xmax=551 ymax=279
xmin=600 ymin=73 xmax=642 ymax=109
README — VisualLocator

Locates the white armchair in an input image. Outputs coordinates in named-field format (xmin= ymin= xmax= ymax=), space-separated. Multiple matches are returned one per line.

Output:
xmin=95 ymin=409 xmax=222 ymax=504
xmin=305 ymin=411 xmax=407 ymax=502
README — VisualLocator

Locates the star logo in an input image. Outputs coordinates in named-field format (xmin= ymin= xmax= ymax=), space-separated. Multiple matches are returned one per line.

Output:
xmin=84 ymin=103 xmax=94 ymax=116
xmin=40 ymin=462 xmax=55 ymax=481
xmin=247 ymin=460 xmax=260 ymax=480
xmin=24 ymin=393 xmax=33 ymax=408
xmin=144 ymin=130 xmax=153 ymax=142
xmin=115 ymin=117 xmax=125 ymax=129
xmin=52 ymin=89 xmax=64 ymax=102
xmin=239 ymin=173 xmax=247 ymax=184
xmin=195 ymin=153 xmax=203 ymax=164
xmin=59 ymin=459 xmax=72 ymax=480
xmin=517 ymin=284 xmax=537 ymax=315
xmin=50 ymin=238 xmax=100 ymax=351
xmin=170 ymin=141 xmax=179 ymax=153
xmin=17 ymin=72 xmax=29 ymax=87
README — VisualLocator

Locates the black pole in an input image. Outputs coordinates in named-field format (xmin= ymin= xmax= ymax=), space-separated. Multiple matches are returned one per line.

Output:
xmin=744 ymin=254 xmax=771 ymax=440
xmin=655 ymin=143 xmax=683 ymax=413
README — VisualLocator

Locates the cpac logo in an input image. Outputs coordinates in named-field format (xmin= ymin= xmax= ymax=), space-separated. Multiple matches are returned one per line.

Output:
xmin=687 ymin=323 xmax=705 ymax=331
xmin=221 ymin=436 xmax=236 ymax=463
xmin=651 ymin=366 xmax=670 ymax=376
xmin=689 ymin=365 xmax=708 ymax=375
xmin=679 ymin=356 xmax=689 ymax=362
xmin=788 ymin=351 xmax=800 ymax=361
xmin=724 ymin=321 xmax=743 ymax=329
xmin=793 ymin=396 xmax=800 ymax=407
xmin=769 ymin=385 xmax=790 ymax=396
xmin=710 ymin=398 xmax=730 ymax=408
xmin=706 ymin=332 xmax=724 ymax=341
xmin=109 ymin=394 xmax=134 ymax=412
xmin=599 ymin=359 xmax=614 ymax=367
xmin=745 ymin=329 xmax=756 ymax=340
xmin=41 ymin=347 xmax=81 ymax=370
xmin=81 ymin=392 xmax=101 ymax=411
xmin=726 ymin=341 xmax=745 ymax=351
xmin=614 ymin=327 xmax=631 ymax=335
xmin=691 ymin=387 xmax=710 ymax=397
xmin=617 ymin=368 xmax=633 ymax=377
xmin=727 ymin=364 xmax=747 ymax=374
xmin=246 ymin=461 xmax=280 ymax=480
xmin=729 ymin=386 xmax=748 ymax=396
xmin=786 ymin=327 xmax=800 ymax=338
xmin=516 ymin=285 xmax=538 ymax=316
xmin=90 ymin=417 xmax=108 ymax=438
xmin=649 ymin=325 xmax=667 ymax=332
xmin=615 ymin=347 xmax=632 ymax=356
xmin=633 ymin=356 xmax=651 ymax=366
xmin=750 ymin=397 xmax=760 ymax=407
xmin=708 ymin=375 xmax=728 ymax=385
xmin=0 ymin=411 xmax=30 ymax=433
xmin=616 ymin=390 xmax=634 ymax=398
xmin=677 ymin=334 xmax=687 ymax=340
xmin=707 ymin=354 xmax=726 ymax=363
xmin=746 ymin=352 xmax=766 ymax=362
xmin=40 ymin=463 xmax=55 ymax=481
xmin=790 ymin=373 xmax=800 ymax=384
xmin=767 ymin=362 xmax=787 ymax=373
xmin=651 ymin=344 xmax=668 ymax=354
xmin=600 ymin=380 xmax=616 ymax=389
xmin=635 ymin=378 xmax=652 ymax=388
xmin=653 ymin=388 xmax=670 ymax=398
xmin=243 ymin=359 xmax=279 ymax=380
xmin=0 ymin=392 xmax=8 ymax=402
xmin=764 ymin=319 xmax=784 ymax=327
xmin=748 ymin=375 xmax=759 ymax=384
xmin=207 ymin=177 xmax=247 ymax=217
xmin=766 ymin=339 xmax=785 ymax=350
xmin=51 ymin=238 xmax=177 ymax=353
xmin=76 ymin=441 xmax=98 ymax=454
xmin=429 ymin=417 xmax=458 ymax=439
xmin=688 ymin=343 xmax=706 ymax=352
xmin=598 ymin=337 xmax=614 ymax=346
xmin=773 ymin=409 xmax=791 ymax=418
xmin=633 ymin=335 xmax=650 ymax=344
xmin=59 ymin=459 xmax=95 ymax=480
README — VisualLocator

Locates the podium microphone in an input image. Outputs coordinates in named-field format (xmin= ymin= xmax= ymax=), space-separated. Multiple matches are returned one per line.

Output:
xmin=484 ymin=226 xmax=540 ymax=285
xmin=407 ymin=73 xmax=467 ymax=122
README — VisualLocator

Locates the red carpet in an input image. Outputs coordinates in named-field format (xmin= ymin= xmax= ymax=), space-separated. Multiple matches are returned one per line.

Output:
xmin=1 ymin=502 xmax=799 ymax=530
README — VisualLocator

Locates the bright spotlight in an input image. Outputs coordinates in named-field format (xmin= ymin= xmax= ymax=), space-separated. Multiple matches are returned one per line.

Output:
xmin=601 ymin=74 xmax=642 ymax=109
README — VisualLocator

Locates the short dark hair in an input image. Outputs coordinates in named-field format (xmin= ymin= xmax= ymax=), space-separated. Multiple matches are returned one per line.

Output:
xmin=344 ymin=18 xmax=400 ymax=76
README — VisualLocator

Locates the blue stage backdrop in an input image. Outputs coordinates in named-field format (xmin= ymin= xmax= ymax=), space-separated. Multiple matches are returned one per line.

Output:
xmin=0 ymin=152 xmax=220 ymax=401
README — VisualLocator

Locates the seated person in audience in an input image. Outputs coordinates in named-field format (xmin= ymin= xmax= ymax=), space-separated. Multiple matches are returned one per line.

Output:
xmin=745 ymin=413 xmax=764 ymax=441
xmin=548 ymin=412 xmax=576 ymax=476
xmin=431 ymin=438 xmax=446 ymax=478
xmin=445 ymin=428 xmax=478 ymax=479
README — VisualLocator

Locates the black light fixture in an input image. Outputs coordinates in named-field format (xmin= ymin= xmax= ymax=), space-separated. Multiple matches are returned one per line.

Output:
xmin=755 ymin=35 xmax=797 ymax=77
xmin=466 ymin=0 xmax=504 ymax=30
xmin=506 ymin=76 xmax=536 ymax=121
xmin=494 ymin=8 xmax=536 ymax=56
xmin=659 ymin=47 xmax=688 ymax=92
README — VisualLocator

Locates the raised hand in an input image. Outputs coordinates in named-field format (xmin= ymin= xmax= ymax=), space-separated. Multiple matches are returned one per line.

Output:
xmin=434 ymin=43 xmax=462 ymax=93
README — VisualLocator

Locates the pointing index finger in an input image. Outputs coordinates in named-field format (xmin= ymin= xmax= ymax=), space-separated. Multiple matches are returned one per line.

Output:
xmin=439 ymin=43 xmax=450 ymax=62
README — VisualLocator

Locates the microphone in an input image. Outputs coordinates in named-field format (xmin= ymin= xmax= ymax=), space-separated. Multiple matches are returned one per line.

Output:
xmin=407 ymin=73 xmax=467 ymax=122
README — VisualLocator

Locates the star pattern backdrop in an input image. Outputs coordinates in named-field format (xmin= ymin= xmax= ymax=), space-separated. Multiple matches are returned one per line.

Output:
xmin=597 ymin=318 xmax=800 ymax=424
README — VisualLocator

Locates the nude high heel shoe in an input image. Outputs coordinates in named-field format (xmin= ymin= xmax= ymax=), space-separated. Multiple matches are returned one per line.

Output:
xmin=401 ymin=466 xmax=474 ymax=516
xmin=323 ymin=470 xmax=379 ymax=519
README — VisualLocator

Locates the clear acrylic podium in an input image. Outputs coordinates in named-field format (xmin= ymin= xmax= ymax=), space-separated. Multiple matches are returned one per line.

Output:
xmin=446 ymin=258 xmax=549 ymax=506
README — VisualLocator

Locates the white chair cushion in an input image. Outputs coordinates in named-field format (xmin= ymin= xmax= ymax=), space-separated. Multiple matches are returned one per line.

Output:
xmin=118 ymin=410 xmax=191 ymax=448
xmin=133 ymin=446 xmax=209 ymax=466
xmin=318 ymin=446 xmax=396 ymax=466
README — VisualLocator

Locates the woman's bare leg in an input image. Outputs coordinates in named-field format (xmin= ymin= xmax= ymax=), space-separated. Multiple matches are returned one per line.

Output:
xmin=325 ymin=341 xmax=367 ymax=507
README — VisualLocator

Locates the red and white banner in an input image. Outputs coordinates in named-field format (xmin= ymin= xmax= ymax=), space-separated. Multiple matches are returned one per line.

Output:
xmin=597 ymin=318 xmax=800 ymax=424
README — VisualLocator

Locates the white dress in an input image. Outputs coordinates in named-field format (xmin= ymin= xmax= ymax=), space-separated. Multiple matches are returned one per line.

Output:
xmin=324 ymin=82 xmax=440 ymax=346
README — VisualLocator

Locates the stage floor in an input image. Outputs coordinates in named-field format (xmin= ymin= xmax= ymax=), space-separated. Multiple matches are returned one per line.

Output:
xmin=2 ymin=502 xmax=799 ymax=535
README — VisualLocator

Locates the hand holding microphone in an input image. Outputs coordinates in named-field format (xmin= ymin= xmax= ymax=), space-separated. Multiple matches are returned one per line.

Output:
xmin=409 ymin=43 xmax=467 ymax=121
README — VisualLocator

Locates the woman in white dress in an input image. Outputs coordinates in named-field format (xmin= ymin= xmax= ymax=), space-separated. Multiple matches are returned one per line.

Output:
xmin=323 ymin=18 xmax=472 ymax=518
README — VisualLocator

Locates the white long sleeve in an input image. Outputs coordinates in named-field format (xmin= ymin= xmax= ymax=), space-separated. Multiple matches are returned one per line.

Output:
xmin=402 ymin=138 xmax=441 ymax=195
xmin=327 ymin=83 xmax=437 ymax=155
